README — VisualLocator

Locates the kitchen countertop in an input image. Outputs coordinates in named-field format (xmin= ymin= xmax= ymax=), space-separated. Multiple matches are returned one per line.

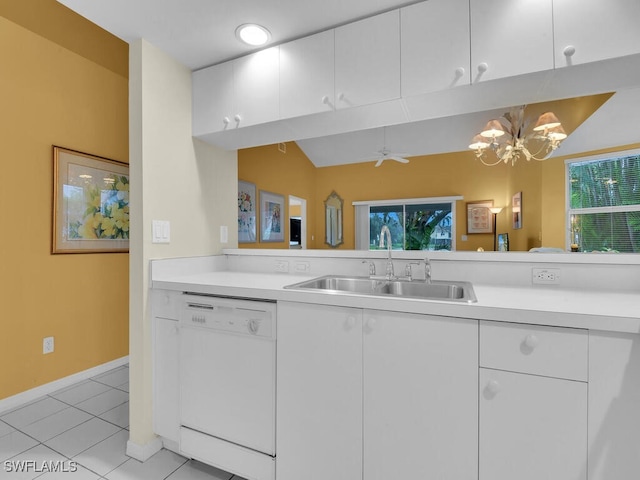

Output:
xmin=153 ymin=271 xmax=640 ymax=334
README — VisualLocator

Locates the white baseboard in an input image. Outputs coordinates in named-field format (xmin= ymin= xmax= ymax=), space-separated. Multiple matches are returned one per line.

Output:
xmin=0 ymin=356 xmax=129 ymax=414
xmin=126 ymin=436 xmax=163 ymax=462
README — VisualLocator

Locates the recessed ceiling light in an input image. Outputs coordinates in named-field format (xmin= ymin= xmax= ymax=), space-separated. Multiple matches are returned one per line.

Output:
xmin=235 ymin=24 xmax=271 ymax=46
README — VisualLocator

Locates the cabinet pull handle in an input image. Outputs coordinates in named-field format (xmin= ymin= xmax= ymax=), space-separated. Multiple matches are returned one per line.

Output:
xmin=524 ymin=334 xmax=539 ymax=349
xmin=486 ymin=380 xmax=501 ymax=396
xmin=563 ymin=45 xmax=576 ymax=66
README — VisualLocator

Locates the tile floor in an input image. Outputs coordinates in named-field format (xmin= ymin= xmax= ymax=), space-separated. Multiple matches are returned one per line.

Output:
xmin=0 ymin=365 xmax=240 ymax=480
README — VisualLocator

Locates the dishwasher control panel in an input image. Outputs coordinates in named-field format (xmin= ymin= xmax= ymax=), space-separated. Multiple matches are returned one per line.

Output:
xmin=180 ymin=295 xmax=275 ymax=339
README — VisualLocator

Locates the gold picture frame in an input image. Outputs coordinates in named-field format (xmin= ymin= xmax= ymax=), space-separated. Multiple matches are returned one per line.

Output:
xmin=52 ymin=146 xmax=129 ymax=254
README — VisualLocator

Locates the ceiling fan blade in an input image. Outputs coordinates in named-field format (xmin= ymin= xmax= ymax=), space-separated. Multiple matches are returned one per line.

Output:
xmin=374 ymin=158 xmax=384 ymax=167
xmin=389 ymin=156 xmax=409 ymax=163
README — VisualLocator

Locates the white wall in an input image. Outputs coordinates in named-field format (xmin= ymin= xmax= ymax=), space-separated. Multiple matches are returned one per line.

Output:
xmin=128 ymin=39 xmax=237 ymax=457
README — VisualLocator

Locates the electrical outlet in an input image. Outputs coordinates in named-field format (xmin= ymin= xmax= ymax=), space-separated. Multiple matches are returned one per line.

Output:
xmin=532 ymin=268 xmax=561 ymax=285
xmin=294 ymin=261 xmax=310 ymax=273
xmin=275 ymin=260 xmax=289 ymax=273
xmin=43 ymin=336 xmax=54 ymax=354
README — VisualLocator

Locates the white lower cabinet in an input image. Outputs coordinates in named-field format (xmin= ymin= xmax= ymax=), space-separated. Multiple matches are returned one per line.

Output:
xmin=276 ymin=302 xmax=478 ymax=480
xmin=479 ymin=321 xmax=588 ymax=480
xmin=151 ymin=290 xmax=181 ymax=448
xmin=479 ymin=368 xmax=587 ymax=480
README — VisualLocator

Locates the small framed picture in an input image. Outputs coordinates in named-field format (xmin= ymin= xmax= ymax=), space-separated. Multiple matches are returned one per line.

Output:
xmin=512 ymin=191 xmax=522 ymax=229
xmin=52 ymin=146 xmax=129 ymax=254
xmin=259 ymin=190 xmax=285 ymax=243
xmin=466 ymin=200 xmax=493 ymax=234
xmin=238 ymin=180 xmax=257 ymax=243
xmin=498 ymin=233 xmax=510 ymax=251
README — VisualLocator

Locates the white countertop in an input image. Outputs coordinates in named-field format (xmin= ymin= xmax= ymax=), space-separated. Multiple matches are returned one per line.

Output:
xmin=153 ymin=271 xmax=640 ymax=334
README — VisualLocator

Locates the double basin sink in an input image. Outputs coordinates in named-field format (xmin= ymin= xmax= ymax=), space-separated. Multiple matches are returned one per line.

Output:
xmin=285 ymin=275 xmax=477 ymax=303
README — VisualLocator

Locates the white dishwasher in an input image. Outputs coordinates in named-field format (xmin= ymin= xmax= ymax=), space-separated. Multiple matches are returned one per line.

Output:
xmin=179 ymin=294 xmax=276 ymax=480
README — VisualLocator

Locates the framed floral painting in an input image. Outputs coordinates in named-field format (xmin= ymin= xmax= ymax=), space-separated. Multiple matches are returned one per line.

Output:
xmin=52 ymin=146 xmax=129 ymax=254
xmin=259 ymin=190 xmax=285 ymax=243
xmin=238 ymin=180 xmax=257 ymax=243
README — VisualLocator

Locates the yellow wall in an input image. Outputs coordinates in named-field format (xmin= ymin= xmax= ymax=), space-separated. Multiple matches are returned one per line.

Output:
xmin=0 ymin=3 xmax=129 ymax=399
xmin=238 ymin=145 xmax=548 ymax=251
xmin=238 ymin=142 xmax=318 ymax=248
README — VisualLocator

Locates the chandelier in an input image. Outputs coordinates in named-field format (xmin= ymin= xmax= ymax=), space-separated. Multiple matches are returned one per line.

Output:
xmin=469 ymin=105 xmax=567 ymax=166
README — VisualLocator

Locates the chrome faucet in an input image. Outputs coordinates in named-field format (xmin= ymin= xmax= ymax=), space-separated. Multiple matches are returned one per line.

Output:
xmin=425 ymin=257 xmax=432 ymax=283
xmin=362 ymin=260 xmax=376 ymax=276
xmin=379 ymin=225 xmax=394 ymax=280
xmin=405 ymin=262 xmax=421 ymax=281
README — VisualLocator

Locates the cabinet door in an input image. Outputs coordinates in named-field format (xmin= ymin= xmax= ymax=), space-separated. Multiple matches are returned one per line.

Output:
xmin=276 ymin=302 xmax=363 ymax=480
xmin=280 ymin=30 xmax=335 ymax=119
xmin=363 ymin=311 xmax=478 ymax=480
xmin=234 ymin=46 xmax=280 ymax=128
xmin=588 ymin=331 xmax=640 ymax=480
xmin=401 ymin=0 xmax=470 ymax=97
xmin=470 ymin=0 xmax=554 ymax=82
xmin=152 ymin=317 xmax=180 ymax=443
xmin=554 ymin=0 xmax=640 ymax=67
xmin=335 ymin=10 xmax=400 ymax=108
xmin=192 ymin=61 xmax=235 ymax=136
xmin=479 ymin=368 xmax=587 ymax=480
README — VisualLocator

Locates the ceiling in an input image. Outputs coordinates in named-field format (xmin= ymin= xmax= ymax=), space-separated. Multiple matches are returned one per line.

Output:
xmin=56 ymin=0 xmax=640 ymax=166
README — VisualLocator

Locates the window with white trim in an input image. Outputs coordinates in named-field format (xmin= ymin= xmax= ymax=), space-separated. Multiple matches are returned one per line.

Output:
xmin=353 ymin=196 xmax=461 ymax=251
xmin=567 ymin=150 xmax=640 ymax=253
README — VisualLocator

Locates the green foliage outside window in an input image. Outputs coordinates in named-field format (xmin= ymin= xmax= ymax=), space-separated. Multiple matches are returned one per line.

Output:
xmin=569 ymin=154 xmax=640 ymax=252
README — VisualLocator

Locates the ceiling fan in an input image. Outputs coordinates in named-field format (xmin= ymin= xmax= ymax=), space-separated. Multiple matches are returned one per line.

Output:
xmin=372 ymin=127 xmax=410 ymax=167
xmin=373 ymin=148 xmax=410 ymax=167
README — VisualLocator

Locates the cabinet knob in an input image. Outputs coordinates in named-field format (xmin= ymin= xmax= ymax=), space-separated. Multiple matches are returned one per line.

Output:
xmin=321 ymin=95 xmax=330 ymax=104
xmin=234 ymin=114 xmax=241 ymax=123
xmin=477 ymin=62 xmax=488 ymax=73
xmin=563 ymin=45 xmax=576 ymax=57
xmin=485 ymin=379 xmax=501 ymax=396
xmin=223 ymin=116 xmax=230 ymax=125
xmin=455 ymin=67 xmax=466 ymax=77
xmin=346 ymin=316 xmax=356 ymax=329
xmin=524 ymin=334 xmax=539 ymax=349
xmin=366 ymin=317 xmax=377 ymax=330
xmin=173 ymin=325 xmax=179 ymax=334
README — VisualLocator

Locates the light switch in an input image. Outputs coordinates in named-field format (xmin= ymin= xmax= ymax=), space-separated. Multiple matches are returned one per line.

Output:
xmin=152 ymin=220 xmax=170 ymax=243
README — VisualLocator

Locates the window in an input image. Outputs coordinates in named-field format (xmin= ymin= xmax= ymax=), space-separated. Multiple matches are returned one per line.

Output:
xmin=567 ymin=150 xmax=640 ymax=253
xmin=354 ymin=197 xmax=460 ymax=251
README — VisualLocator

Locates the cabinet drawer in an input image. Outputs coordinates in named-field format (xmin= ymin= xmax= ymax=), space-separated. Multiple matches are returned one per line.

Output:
xmin=480 ymin=321 xmax=587 ymax=381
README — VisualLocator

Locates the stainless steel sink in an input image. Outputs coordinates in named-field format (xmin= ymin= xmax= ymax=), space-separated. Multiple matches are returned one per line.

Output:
xmin=284 ymin=275 xmax=477 ymax=303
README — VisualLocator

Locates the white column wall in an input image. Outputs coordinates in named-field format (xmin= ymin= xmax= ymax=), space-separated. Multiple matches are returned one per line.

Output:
xmin=128 ymin=39 xmax=237 ymax=457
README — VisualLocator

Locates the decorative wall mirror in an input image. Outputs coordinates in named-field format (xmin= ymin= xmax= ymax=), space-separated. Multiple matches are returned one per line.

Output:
xmin=324 ymin=191 xmax=344 ymax=248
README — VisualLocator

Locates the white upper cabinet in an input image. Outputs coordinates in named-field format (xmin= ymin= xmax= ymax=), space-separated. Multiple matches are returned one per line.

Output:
xmin=192 ymin=46 xmax=279 ymax=135
xmin=335 ymin=10 xmax=401 ymax=109
xmin=280 ymin=30 xmax=335 ymax=119
xmin=192 ymin=61 xmax=234 ymax=136
xmin=401 ymin=0 xmax=471 ymax=97
xmin=470 ymin=0 xmax=554 ymax=82
xmin=553 ymin=0 xmax=640 ymax=67
xmin=233 ymin=46 xmax=280 ymax=127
